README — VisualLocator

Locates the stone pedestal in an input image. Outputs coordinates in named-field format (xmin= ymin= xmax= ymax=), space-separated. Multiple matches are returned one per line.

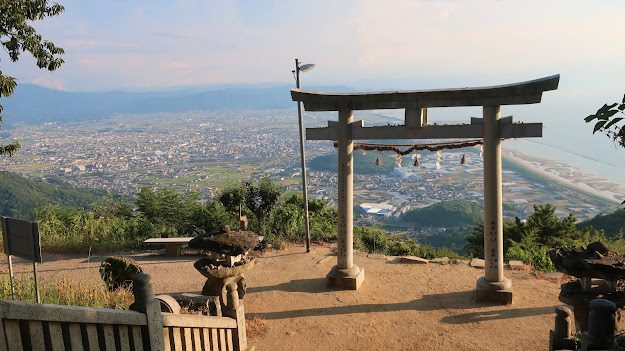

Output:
xmin=326 ymin=265 xmax=365 ymax=290
xmin=475 ymin=276 xmax=513 ymax=304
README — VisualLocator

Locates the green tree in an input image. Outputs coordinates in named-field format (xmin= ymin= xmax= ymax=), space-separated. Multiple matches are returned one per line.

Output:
xmin=245 ymin=177 xmax=282 ymax=235
xmin=585 ymin=94 xmax=625 ymax=149
xmin=191 ymin=199 xmax=238 ymax=233
xmin=135 ymin=186 xmax=201 ymax=236
xmin=464 ymin=220 xmax=521 ymax=258
xmin=1 ymin=0 xmax=65 ymax=156
xmin=218 ymin=182 xmax=247 ymax=214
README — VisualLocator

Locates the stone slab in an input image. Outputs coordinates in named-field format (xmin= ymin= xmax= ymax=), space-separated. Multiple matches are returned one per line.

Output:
xmin=400 ymin=256 xmax=429 ymax=264
xmin=450 ymin=259 xmax=469 ymax=265
xmin=143 ymin=237 xmax=194 ymax=257
xmin=470 ymin=258 xmax=485 ymax=268
xmin=430 ymin=257 xmax=450 ymax=265
xmin=326 ymin=267 xmax=365 ymax=290
xmin=366 ymin=253 xmax=386 ymax=260
xmin=507 ymin=260 xmax=526 ymax=270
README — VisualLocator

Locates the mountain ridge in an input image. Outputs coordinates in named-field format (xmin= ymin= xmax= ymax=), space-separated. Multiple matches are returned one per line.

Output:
xmin=1 ymin=83 xmax=358 ymax=125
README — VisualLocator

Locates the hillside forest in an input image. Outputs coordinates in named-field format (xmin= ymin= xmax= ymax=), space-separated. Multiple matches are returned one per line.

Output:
xmin=1 ymin=172 xmax=624 ymax=271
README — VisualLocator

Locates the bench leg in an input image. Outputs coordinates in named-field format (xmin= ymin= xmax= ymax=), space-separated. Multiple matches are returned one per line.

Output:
xmin=164 ymin=244 xmax=182 ymax=257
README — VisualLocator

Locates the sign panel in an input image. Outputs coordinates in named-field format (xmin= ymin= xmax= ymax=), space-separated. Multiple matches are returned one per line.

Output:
xmin=1 ymin=216 xmax=42 ymax=263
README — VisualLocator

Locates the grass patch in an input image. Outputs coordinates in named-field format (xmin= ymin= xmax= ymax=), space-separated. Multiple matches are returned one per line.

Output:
xmin=0 ymin=276 xmax=134 ymax=309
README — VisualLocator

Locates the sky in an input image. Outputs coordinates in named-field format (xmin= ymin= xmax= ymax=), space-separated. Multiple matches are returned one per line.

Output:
xmin=2 ymin=0 xmax=625 ymax=179
xmin=2 ymin=0 xmax=623 ymax=94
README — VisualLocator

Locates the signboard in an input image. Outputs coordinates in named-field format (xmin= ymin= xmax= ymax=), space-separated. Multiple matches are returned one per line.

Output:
xmin=1 ymin=216 xmax=42 ymax=263
xmin=1 ymin=216 xmax=42 ymax=303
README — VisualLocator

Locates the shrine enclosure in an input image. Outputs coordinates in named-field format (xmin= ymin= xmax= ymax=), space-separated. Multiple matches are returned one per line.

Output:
xmin=291 ymin=74 xmax=560 ymax=304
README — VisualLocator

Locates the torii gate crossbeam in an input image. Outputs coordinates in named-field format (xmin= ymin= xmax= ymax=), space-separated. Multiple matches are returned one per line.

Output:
xmin=291 ymin=75 xmax=559 ymax=304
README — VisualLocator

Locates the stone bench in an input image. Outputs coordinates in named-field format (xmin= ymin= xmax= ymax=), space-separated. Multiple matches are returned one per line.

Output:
xmin=143 ymin=237 xmax=194 ymax=256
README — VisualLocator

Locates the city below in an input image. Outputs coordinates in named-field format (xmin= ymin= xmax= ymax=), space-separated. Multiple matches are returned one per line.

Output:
xmin=2 ymin=109 xmax=622 ymax=239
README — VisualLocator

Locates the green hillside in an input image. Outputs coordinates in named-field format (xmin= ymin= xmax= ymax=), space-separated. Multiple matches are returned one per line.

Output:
xmin=577 ymin=208 xmax=625 ymax=237
xmin=403 ymin=200 xmax=483 ymax=227
xmin=0 ymin=171 xmax=111 ymax=220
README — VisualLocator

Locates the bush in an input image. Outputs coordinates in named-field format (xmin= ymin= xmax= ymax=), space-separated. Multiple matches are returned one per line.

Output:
xmin=99 ymin=256 xmax=143 ymax=291
xmin=505 ymin=231 xmax=555 ymax=272
xmin=353 ymin=226 xmax=442 ymax=258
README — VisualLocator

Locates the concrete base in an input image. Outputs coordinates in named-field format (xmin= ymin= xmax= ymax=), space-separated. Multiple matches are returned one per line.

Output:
xmin=475 ymin=276 xmax=513 ymax=304
xmin=326 ymin=265 xmax=365 ymax=290
xmin=164 ymin=243 xmax=182 ymax=257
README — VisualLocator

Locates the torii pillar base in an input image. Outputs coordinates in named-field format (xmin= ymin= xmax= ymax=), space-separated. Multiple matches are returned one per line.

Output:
xmin=326 ymin=265 xmax=365 ymax=290
xmin=476 ymin=276 xmax=513 ymax=305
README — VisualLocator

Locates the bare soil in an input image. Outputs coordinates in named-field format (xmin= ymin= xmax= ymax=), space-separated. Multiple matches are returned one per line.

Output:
xmin=1 ymin=244 xmax=587 ymax=350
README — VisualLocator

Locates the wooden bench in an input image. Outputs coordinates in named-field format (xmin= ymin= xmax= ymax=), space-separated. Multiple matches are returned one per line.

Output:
xmin=0 ymin=273 xmax=253 ymax=351
xmin=143 ymin=237 xmax=194 ymax=257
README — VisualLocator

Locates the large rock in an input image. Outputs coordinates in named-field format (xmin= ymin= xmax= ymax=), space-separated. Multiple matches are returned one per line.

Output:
xmin=189 ymin=225 xmax=261 ymax=256
xmin=549 ymin=242 xmax=625 ymax=281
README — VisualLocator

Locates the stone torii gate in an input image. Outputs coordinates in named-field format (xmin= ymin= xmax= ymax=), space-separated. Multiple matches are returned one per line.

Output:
xmin=291 ymin=75 xmax=559 ymax=304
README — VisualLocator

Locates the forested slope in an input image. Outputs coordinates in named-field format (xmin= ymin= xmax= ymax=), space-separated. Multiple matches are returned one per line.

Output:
xmin=0 ymin=171 xmax=109 ymax=220
xmin=577 ymin=208 xmax=625 ymax=237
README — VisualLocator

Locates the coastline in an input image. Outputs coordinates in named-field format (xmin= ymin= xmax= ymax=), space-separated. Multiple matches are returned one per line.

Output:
xmin=502 ymin=150 xmax=623 ymax=205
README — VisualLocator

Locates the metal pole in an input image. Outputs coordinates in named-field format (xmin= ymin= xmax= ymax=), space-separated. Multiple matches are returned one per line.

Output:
xmin=295 ymin=58 xmax=311 ymax=252
xmin=7 ymin=255 xmax=15 ymax=300
xmin=33 ymin=261 xmax=41 ymax=303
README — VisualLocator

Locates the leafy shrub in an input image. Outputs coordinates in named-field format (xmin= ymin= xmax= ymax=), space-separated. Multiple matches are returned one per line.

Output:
xmin=505 ymin=231 xmax=555 ymax=272
xmin=353 ymin=226 xmax=446 ymax=258
xmin=99 ymin=256 xmax=143 ymax=291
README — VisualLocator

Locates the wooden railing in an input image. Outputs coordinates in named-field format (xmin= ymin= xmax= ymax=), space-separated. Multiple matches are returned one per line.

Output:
xmin=0 ymin=273 xmax=252 ymax=351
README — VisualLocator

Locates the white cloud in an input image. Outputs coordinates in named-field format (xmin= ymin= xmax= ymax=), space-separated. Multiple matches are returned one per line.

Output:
xmin=32 ymin=76 xmax=65 ymax=90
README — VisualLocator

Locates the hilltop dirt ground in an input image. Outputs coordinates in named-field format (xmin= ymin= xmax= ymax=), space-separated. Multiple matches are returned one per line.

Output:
xmin=2 ymin=243 xmax=610 ymax=351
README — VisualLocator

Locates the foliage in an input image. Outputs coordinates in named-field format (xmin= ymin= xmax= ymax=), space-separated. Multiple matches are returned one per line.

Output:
xmin=505 ymin=230 xmax=556 ymax=271
xmin=353 ymin=226 xmax=459 ymax=259
xmin=0 ymin=276 xmax=133 ymax=309
xmin=0 ymin=171 xmax=111 ymax=220
xmin=577 ymin=209 xmax=625 ymax=238
xmin=34 ymin=204 xmax=146 ymax=253
xmin=464 ymin=203 xmax=621 ymax=270
xmin=244 ymin=176 xmax=282 ymax=233
xmin=402 ymin=201 xmax=483 ymax=227
xmin=585 ymin=94 xmax=625 ymax=148
xmin=0 ymin=0 xmax=65 ymax=156
xmin=135 ymin=186 xmax=202 ymax=236
xmin=285 ymin=194 xmax=337 ymax=242
xmin=191 ymin=199 xmax=240 ymax=233
xmin=418 ymin=226 xmax=473 ymax=255
xmin=218 ymin=177 xmax=282 ymax=235
xmin=99 ymin=256 xmax=143 ymax=291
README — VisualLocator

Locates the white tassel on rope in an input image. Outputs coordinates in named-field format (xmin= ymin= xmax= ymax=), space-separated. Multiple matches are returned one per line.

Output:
xmin=412 ymin=153 xmax=420 ymax=167
xmin=395 ymin=154 xmax=402 ymax=167
xmin=435 ymin=150 xmax=442 ymax=169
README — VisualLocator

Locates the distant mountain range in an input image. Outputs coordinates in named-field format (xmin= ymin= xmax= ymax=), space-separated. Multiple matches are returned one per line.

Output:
xmin=0 ymin=83 xmax=356 ymax=126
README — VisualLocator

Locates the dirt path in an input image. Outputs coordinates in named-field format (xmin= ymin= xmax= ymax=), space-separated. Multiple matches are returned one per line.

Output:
xmin=3 ymin=244 xmax=574 ymax=350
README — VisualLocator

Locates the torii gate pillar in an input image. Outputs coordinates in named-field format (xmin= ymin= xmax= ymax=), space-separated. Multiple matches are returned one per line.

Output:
xmin=476 ymin=105 xmax=512 ymax=304
xmin=326 ymin=109 xmax=365 ymax=290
